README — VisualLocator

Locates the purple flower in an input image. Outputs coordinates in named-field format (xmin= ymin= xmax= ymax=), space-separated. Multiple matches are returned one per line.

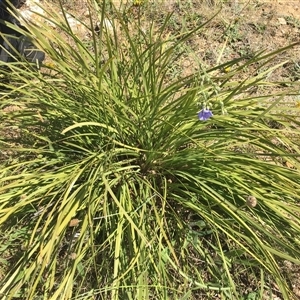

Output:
xmin=198 ymin=108 xmax=213 ymax=121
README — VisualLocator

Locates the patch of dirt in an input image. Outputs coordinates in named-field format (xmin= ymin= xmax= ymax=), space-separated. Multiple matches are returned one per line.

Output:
xmin=271 ymin=1 xmax=300 ymax=16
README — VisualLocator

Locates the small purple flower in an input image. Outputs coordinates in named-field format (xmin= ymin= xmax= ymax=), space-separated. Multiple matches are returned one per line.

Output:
xmin=198 ymin=108 xmax=213 ymax=121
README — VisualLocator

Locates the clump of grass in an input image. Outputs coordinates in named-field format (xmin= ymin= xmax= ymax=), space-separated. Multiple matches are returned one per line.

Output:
xmin=0 ymin=1 xmax=300 ymax=299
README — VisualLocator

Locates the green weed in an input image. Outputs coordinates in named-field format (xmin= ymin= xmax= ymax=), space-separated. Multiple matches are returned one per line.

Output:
xmin=0 ymin=1 xmax=300 ymax=299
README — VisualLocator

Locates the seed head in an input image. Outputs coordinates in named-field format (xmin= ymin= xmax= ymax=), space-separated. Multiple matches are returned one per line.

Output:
xmin=69 ymin=219 xmax=80 ymax=227
xmin=246 ymin=196 xmax=257 ymax=208
xmin=69 ymin=253 xmax=77 ymax=260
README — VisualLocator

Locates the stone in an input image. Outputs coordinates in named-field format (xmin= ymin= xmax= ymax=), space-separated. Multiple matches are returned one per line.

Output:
xmin=277 ymin=17 xmax=287 ymax=25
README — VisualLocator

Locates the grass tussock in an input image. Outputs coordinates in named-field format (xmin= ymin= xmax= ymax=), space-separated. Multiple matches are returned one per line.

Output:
xmin=0 ymin=0 xmax=300 ymax=299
